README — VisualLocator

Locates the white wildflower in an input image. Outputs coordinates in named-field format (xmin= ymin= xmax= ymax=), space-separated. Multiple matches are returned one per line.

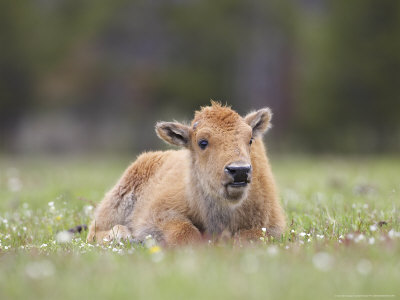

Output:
xmin=83 ymin=205 xmax=94 ymax=217
xmin=8 ymin=177 xmax=22 ymax=192
xmin=312 ymin=252 xmax=334 ymax=272
xmin=145 ymin=235 xmax=156 ymax=249
xmin=316 ymin=234 xmax=325 ymax=239
xmin=55 ymin=231 xmax=73 ymax=243
xmin=261 ymin=227 xmax=267 ymax=233
xmin=368 ymin=237 xmax=375 ymax=245
xmin=25 ymin=260 xmax=55 ymax=279
xmin=369 ymin=225 xmax=377 ymax=232
xmin=48 ymin=202 xmax=55 ymax=212
xmin=266 ymin=245 xmax=278 ymax=257
xmin=388 ymin=229 xmax=400 ymax=239
xmin=356 ymin=259 xmax=372 ymax=275
xmin=40 ymin=244 xmax=48 ymax=248
xmin=299 ymin=232 xmax=307 ymax=237
xmin=354 ymin=234 xmax=365 ymax=243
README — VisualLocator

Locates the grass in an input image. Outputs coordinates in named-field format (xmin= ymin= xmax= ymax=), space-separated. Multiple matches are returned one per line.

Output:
xmin=0 ymin=154 xmax=399 ymax=300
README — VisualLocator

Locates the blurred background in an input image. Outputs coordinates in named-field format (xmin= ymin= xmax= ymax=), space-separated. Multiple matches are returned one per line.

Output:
xmin=1 ymin=0 xmax=399 ymax=155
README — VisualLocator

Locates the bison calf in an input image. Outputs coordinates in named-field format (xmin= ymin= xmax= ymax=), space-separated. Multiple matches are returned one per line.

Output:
xmin=87 ymin=102 xmax=285 ymax=246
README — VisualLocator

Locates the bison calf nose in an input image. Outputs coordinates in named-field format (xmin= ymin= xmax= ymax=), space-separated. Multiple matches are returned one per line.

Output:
xmin=225 ymin=164 xmax=252 ymax=182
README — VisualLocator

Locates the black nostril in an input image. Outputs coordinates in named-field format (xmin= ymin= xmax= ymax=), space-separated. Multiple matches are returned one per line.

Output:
xmin=225 ymin=167 xmax=236 ymax=174
xmin=225 ymin=165 xmax=251 ymax=182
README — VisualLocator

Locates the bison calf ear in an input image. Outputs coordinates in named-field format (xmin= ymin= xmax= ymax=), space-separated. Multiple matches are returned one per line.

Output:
xmin=155 ymin=122 xmax=190 ymax=147
xmin=244 ymin=108 xmax=272 ymax=137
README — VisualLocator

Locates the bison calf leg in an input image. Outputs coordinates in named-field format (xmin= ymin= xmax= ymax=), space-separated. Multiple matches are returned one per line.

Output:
xmin=87 ymin=186 xmax=135 ymax=243
xmin=87 ymin=224 xmax=132 ymax=243
xmin=161 ymin=220 xmax=202 ymax=246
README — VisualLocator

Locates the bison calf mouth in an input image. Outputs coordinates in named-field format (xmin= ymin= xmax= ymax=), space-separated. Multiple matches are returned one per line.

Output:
xmin=228 ymin=181 xmax=249 ymax=187
xmin=225 ymin=180 xmax=250 ymax=202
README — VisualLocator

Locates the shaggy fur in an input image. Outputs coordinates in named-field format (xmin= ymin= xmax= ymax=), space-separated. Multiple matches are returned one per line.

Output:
xmin=87 ymin=102 xmax=285 ymax=246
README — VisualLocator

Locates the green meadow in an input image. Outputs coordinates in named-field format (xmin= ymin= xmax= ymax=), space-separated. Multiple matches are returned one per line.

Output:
xmin=0 ymin=155 xmax=399 ymax=300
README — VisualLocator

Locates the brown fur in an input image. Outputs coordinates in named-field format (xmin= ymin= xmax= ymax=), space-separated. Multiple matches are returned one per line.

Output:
xmin=87 ymin=102 xmax=285 ymax=246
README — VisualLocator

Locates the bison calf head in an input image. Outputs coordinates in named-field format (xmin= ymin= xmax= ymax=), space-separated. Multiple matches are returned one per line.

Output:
xmin=156 ymin=102 xmax=272 ymax=204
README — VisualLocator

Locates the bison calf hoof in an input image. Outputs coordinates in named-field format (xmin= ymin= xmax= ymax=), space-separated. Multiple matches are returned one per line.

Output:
xmin=108 ymin=225 xmax=132 ymax=242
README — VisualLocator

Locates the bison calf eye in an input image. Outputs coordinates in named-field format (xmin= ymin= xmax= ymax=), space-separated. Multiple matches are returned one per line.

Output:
xmin=198 ymin=139 xmax=208 ymax=150
xmin=249 ymin=138 xmax=254 ymax=145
